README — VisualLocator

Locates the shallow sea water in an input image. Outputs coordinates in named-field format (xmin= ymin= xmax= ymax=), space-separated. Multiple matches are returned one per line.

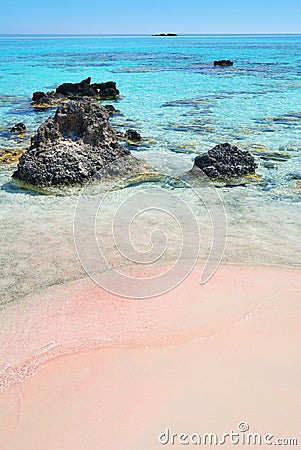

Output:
xmin=0 ymin=35 xmax=300 ymax=306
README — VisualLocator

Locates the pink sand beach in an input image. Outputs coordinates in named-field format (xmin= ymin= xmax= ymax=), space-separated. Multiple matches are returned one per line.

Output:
xmin=0 ymin=264 xmax=300 ymax=449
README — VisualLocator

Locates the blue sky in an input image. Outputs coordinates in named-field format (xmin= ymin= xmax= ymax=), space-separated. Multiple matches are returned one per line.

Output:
xmin=1 ymin=0 xmax=301 ymax=34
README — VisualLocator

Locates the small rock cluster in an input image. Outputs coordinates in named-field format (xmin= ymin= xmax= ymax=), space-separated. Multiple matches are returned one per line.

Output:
xmin=32 ymin=77 xmax=119 ymax=108
xmin=7 ymin=76 xmax=258 ymax=186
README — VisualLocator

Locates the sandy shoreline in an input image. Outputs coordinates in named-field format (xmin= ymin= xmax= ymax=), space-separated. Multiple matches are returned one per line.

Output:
xmin=0 ymin=264 xmax=300 ymax=449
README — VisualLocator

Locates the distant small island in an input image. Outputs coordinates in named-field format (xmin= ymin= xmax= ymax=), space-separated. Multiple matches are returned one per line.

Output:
xmin=152 ymin=33 xmax=178 ymax=36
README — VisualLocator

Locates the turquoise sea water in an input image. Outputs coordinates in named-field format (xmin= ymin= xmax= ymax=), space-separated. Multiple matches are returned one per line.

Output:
xmin=0 ymin=35 xmax=300 ymax=305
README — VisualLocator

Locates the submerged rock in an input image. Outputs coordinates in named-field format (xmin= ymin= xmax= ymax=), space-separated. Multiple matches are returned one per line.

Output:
xmin=13 ymin=98 xmax=148 ymax=186
xmin=10 ymin=122 xmax=26 ymax=133
xmin=0 ymin=148 xmax=24 ymax=164
xmin=32 ymin=77 xmax=119 ymax=109
xmin=125 ymin=129 xmax=142 ymax=141
xmin=214 ymin=60 xmax=234 ymax=67
xmin=191 ymin=143 xmax=257 ymax=178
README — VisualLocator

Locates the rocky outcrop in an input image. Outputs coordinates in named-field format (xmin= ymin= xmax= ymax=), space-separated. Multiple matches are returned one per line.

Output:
xmin=32 ymin=78 xmax=119 ymax=108
xmin=214 ymin=60 xmax=233 ymax=67
xmin=10 ymin=123 xmax=26 ymax=133
xmin=13 ymin=98 xmax=148 ymax=186
xmin=191 ymin=143 xmax=257 ymax=178
xmin=56 ymin=78 xmax=119 ymax=98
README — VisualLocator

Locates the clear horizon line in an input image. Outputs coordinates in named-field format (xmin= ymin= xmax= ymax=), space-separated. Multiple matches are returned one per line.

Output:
xmin=1 ymin=32 xmax=301 ymax=36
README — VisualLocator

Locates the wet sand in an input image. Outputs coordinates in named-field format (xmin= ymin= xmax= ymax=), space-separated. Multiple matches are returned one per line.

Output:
xmin=0 ymin=264 xmax=300 ymax=449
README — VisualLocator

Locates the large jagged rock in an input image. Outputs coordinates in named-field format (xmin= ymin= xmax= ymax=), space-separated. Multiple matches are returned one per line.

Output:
xmin=191 ymin=143 xmax=257 ymax=178
xmin=13 ymin=98 xmax=147 ymax=186
xmin=32 ymin=77 xmax=119 ymax=108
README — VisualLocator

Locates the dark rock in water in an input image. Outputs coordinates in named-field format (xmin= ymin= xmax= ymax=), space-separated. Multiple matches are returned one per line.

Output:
xmin=56 ymin=77 xmax=119 ymax=99
xmin=32 ymin=91 xmax=46 ymax=102
xmin=32 ymin=78 xmax=119 ymax=108
xmin=32 ymin=91 xmax=66 ymax=108
xmin=103 ymin=104 xmax=120 ymax=115
xmin=191 ymin=143 xmax=257 ymax=178
xmin=214 ymin=60 xmax=234 ymax=67
xmin=10 ymin=122 xmax=26 ymax=133
xmin=125 ymin=129 xmax=142 ymax=141
xmin=152 ymin=33 xmax=177 ymax=36
xmin=13 ymin=98 xmax=147 ymax=186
